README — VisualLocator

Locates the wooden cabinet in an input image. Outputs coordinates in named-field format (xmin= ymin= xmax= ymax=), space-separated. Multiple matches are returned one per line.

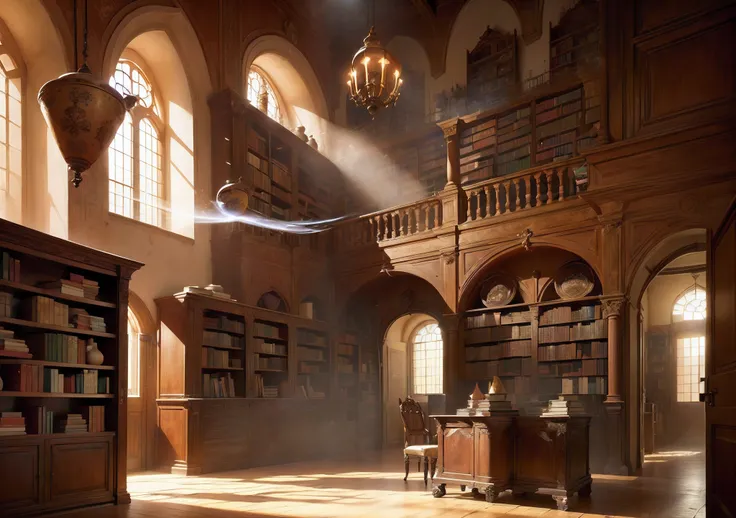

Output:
xmin=432 ymin=414 xmax=591 ymax=511
xmin=0 ymin=218 xmax=142 ymax=516
xmin=433 ymin=415 xmax=515 ymax=501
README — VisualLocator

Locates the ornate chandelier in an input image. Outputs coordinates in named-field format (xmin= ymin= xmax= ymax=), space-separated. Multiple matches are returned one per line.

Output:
xmin=347 ymin=26 xmax=402 ymax=116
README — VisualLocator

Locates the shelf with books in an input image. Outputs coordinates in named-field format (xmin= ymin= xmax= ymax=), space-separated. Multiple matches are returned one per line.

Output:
xmin=0 ymin=316 xmax=115 ymax=338
xmin=253 ymin=319 xmax=289 ymax=399
xmin=201 ymin=310 xmax=246 ymax=399
xmin=0 ymin=359 xmax=115 ymax=371
xmin=336 ymin=332 xmax=359 ymax=399
xmin=0 ymin=279 xmax=116 ymax=309
xmin=0 ymin=391 xmax=114 ymax=398
xmin=297 ymin=327 xmax=330 ymax=399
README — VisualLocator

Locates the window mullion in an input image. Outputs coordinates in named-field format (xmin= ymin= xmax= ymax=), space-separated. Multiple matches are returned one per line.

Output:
xmin=133 ymin=117 xmax=140 ymax=221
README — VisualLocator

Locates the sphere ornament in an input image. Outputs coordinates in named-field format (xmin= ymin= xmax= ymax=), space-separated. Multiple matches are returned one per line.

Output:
xmin=347 ymin=27 xmax=403 ymax=116
xmin=216 ymin=177 xmax=250 ymax=217
xmin=38 ymin=65 xmax=137 ymax=187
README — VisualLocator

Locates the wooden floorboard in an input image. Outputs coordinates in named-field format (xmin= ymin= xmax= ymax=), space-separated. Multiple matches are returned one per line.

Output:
xmin=54 ymin=447 xmax=705 ymax=518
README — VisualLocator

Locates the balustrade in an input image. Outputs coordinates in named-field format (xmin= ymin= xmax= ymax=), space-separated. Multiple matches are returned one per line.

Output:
xmin=464 ymin=163 xmax=579 ymax=222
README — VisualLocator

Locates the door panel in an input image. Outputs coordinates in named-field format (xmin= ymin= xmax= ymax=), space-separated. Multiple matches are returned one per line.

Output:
xmin=707 ymin=198 xmax=736 ymax=517
xmin=383 ymin=340 xmax=407 ymax=447
xmin=127 ymin=333 xmax=150 ymax=472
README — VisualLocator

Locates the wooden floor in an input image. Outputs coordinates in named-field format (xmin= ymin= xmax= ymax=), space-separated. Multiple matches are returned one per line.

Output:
xmin=57 ymin=447 xmax=705 ymax=518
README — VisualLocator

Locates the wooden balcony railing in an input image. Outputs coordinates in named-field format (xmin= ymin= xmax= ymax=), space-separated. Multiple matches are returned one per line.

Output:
xmin=463 ymin=160 xmax=582 ymax=222
xmin=334 ymin=197 xmax=442 ymax=248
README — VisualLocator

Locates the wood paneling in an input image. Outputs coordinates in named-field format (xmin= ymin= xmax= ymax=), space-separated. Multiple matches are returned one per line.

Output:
xmin=635 ymin=10 xmax=736 ymax=133
xmin=47 ymin=437 xmax=112 ymax=504
xmin=635 ymin=0 xmax=734 ymax=35
xmin=0 ymin=442 xmax=41 ymax=512
xmin=158 ymin=405 xmax=189 ymax=471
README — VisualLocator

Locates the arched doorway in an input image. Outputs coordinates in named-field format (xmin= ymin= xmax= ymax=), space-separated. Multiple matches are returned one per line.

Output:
xmin=383 ymin=314 xmax=444 ymax=447
xmin=126 ymin=293 xmax=156 ymax=472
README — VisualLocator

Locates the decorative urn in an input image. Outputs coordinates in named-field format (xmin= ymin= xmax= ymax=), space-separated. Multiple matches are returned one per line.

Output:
xmin=38 ymin=66 xmax=137 ymax=187
xmin=86 ymin=340 xmax=104 ymax=366
xmin=308 ymin=135 xmax=319 ymax=151
xmin=216 ymin=177 xmax=250 ymax=217
xmin=295 ymin=126 xmax=309 ymax=143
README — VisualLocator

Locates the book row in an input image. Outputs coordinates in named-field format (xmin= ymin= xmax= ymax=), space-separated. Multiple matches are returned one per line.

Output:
xmin=298 ymin=346 xmax=325 ymax=362
xmin=465 ymin=324 xmax=531 ymax=344
xmin=1 ymin=251 xmax=20 ymax=282
xmin=538 ymin=319 xmax=606 ymax=344
xmin=299 ymin=362 xmax=325 ymax=374
xmin=256 ymin=356 xmax=287 ymax=370
xmin=466 ymin=311 xmax=532 ymax=329
xmin=31 ymin=333 xmax=92 ymax=364
xmin=538 ymin=358 xmax=608 ymax=377
xmin=297 ymin=329 xmax=326 ymax=346
xmin=465 ymin=340 xmax=533 ymax=361
xmin=337 ymin=343 xmax=355 ymax=356
xmin=255 ymin=374 xmax=280 ymax=398
xmin=0 ymin=406 xmax=105 ymax=436
xmin=254 ymin=322 xmax=286 ymax=340
xmin=203 ymin=315 xmax=244 ymax=334
xmin=202 ymin=372 xmax=236 ymax=398
xmin=202 ymin=348 xmax=241 ymax=369
xmin=538 ymin=340 xmax=608 ymax=361
xmin=2 ymin=365 xmax=109 ymax=394
xmin=203 ymin=330 xmax=243 ymax=349
xmin=540 ymin=304 xmax=601 ymax=326
xmin=254 ymin=339 xmax=286 ymax=356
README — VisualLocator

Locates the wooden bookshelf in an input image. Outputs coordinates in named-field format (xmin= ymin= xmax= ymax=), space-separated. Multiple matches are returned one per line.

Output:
xmin=253 ymin=319 xmax=289 ymax=397
xmin=549 ymin=0 xmax=600 ymax=79
xmin=336 ymin=331 xmax=358 ymax=400
xmin=0 ymin=217 xmax=142 ymax=515
xmin=456 ymin=81 xmax=600 ymax=186
xmin=297 ymin=327 xmax=330 ymax=399
xmin=466 ymin=27 xmax=518 ymax=103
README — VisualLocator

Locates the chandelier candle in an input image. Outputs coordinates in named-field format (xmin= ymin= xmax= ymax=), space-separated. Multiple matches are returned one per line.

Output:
xmin=347 ymin=27 xmax=403 ymax=116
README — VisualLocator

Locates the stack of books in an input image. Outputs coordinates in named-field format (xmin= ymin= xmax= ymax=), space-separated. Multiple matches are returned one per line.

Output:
xmin=58 ymin=414 xmax=88 ymax=433
xmin=456 ymin=379 xmax=516 ymax=416
xmin=0 ymin=411 xmax=26 ymax=436
xmin=38 ymin=275 xmax=99 ymax=300
xmin=541 ymin=396 xmax=586 ymax=417
xmin=202 ymin=372 xmax=236 ymax=398
xmin=69 ymin=309 xmax=106 ymax=332
xmin=183 ymin=285 xmax=232 ymax=300
xmin=0 ymin=292 xmax=13 ymax=317
xmin=1 ymin=251 xmax=20 ymax=281
xmin=0 ymin=327 xmax=30 ymax=358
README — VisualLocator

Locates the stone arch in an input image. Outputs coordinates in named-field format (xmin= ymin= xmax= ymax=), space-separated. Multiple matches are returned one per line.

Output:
xmin=257 ymin=290 xmax=290 ymax=313
xmin=0 ymin=0 xmax=69 ymax=235
xmin=128 ymin=290 xmax=157 ymax=336
xmin=459 ymin=240 xmax=603 ymax=312
xmin=243 ymin=34 xmax=328 ymax=147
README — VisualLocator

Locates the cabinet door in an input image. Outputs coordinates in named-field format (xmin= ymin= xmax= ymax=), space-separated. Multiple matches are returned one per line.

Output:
xmin=442 ymin=425 xmax=474 ymax=478
xmin=46 ymin=436 xmax=113 ymax=510
xmin=0 ymin=440 xmax=42 ymax=514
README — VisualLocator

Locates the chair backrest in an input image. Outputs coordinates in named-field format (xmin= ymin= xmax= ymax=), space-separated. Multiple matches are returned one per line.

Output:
xmin=399 ymin=397 xmax=429 ymax=446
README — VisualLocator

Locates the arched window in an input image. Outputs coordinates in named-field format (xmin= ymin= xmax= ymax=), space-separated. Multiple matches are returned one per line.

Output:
xmin=0 ymin=28 xmax=22 ymax=201
xmin=108 ymin=59 xmax=167 ymax=229
xmin=412 ymin=322 xmax=443 ymax=394
xmin=128 ymin=308 xmax=141 ymax=397
xmin=672 ymin=285 xmax=706 ymax=322
xmin=246 ymin=68 xmax=281 ymax=123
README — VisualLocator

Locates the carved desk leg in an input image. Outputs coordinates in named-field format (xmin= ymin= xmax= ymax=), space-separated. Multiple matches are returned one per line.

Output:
xmin=423 ymin=457 xmax=429 ymax=486
xmin=430 ymin=457 xmax=437 ymax=480
xmin=553 ymin=494 xmax=570 ymax=511
xmin=485 ymin=485 xmax=500 ymax=503
xmin=432 ymin=484 xmax=446 ymax=498
xmin=404 ymin=454 xmax=410 ymax=482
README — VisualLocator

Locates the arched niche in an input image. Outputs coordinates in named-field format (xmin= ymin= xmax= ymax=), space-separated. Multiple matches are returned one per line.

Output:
xmin=257 ymin=290 xmax=290 ymax=313
xmin=243 ymin=35 xmax=328 ymax=149
xmin=442 ymin=0 xmax=521 ymax=92
xmin=0 ymin=0 xmax=69 ymax=236
xmin=100 ymin=5 xmax=214 ymax=239
xmin=459 ymin=245 xmax=602 ymax=312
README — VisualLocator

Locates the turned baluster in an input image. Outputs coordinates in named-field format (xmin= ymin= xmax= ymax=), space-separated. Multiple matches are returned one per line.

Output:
xmin=524 ymin=175 xmax=531 ymax=209
xmin=397 ymin=211 xmax=404 ymax=237
xmin=374 ymin=216 xmax=381 ymax=242
xmin=483 ymin=186 xmax=491 ymax=218
xmin=516 ymin=178 xmax=524 ymax=211
xmin=546 ymin=170 xmax=555 ymax=204
xmin=493 ymin=183 xmax=501 ymax=215
xmin=466 ymin=191 xmax=473 ymax=221
xmin=434 ymin=201 xmax=442 ymax=227
xmin=535 ymin=173 xmax=544 ymax=206
xmin=424 ymin=204 xmax=431 ymax=229
xmin=414 ymin=206 xmax=421 ymax=233
xmin=381 ymin=213 xmax=389 ymax=241
xmin=366 ymin=219 xmax=374 ymax=244
xmin=558 ymin=168 xmax=566 ymax=201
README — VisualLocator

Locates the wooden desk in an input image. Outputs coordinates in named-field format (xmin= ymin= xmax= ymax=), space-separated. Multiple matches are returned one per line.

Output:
xmin=432 ymin=414 xmax=592 ymax=511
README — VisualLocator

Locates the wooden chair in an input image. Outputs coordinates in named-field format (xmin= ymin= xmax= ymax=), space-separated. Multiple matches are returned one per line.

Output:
xmin=399 ymin=397 xmax=438 ymax=485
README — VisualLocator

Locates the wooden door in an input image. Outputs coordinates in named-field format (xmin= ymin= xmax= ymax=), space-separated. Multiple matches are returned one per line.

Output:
xmin=126 ymin=331 xmax=149 ymax=472
xmin=383 ymin=340 xmax=407 ymax=447
xmin=706 ymin=199 xmax=736 ymax=517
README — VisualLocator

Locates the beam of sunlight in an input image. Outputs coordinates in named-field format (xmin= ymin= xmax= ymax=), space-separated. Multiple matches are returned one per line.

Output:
xmin=294 ymin=106 xmax=428 ymax=210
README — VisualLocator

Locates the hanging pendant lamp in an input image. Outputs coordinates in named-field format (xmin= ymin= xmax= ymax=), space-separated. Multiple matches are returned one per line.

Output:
xmin=38 ymin=0 xmax=137 ymax=187
xmin=347 ymin=1 xmax=403 ymax=116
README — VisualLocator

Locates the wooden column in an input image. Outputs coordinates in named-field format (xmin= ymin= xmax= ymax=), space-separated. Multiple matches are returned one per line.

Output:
xmin=438 ymin=118 xmax=461 ymax=188
xmin=603 ymin=296 xmax=627 ymax=475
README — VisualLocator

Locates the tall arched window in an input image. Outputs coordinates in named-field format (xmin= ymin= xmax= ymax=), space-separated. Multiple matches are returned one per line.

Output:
xmin=108 ymin=59 xmax=167 ymax=229
xmin=412 ymin=322 xmax=443 ymax=394
xmin=672 ymin=285 xmax=706 ymax=322
xmin=673 ymin=285 xmax=707 ymax=402
xmin=0 ymin=27 xmax=22 ymax=202
xmin=246 ymin=68 xmax=281 ymax=123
